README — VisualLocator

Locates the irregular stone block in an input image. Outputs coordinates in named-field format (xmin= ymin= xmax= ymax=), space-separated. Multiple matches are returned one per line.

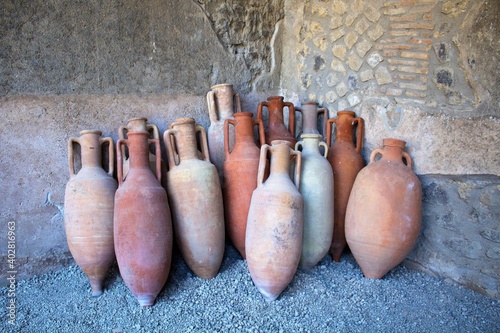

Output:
xmin=435 ymin=68 xmax=454 ymax=87
xmin=356 ymin=39 xmax=373 ymax=58
xmin=313 ymin=55 xmax=325 ymax=72
xmin=347 ymin=93 xmax=361 ymax=107
xmin=331 ymin=0 xmax=347 ymax=15
xmin=348 ymin=74 xmax=358 ymax=90
xmin=348 ymin=53 xmax=363 ymax=71
xmin=336 ymin=82 xmax=349 ymax=97
xmin=345 ymin=31 xmax=359 ymax=49
xmin=375 ymin=66 xmax=393 ymax=85
xmin=330 ymin=28 xmax=345 ymax=43
xmin=367 ymin=52 xmax=383 ymax=68
xmin=330 ymin=16 xmax=343 ymax=30
xmin=331 ymin=59 xmax=347 ymax=73
xmin=326 ymin=90 xmax=338 ymax=103
xmin=364 ymin=4 xmax=381 ymax=22
xmin=355 ymin=17 xmax=370 ymax=35
xmin=352 ymin=0 xmax=366 ymax=14
xmin=360 ymin=69 xmax=374 ymax=82
xmin=332 ymin=44 xmax=347 ymax=60
xmin=368 ymin=23 xmax=384 ymax=41
xmin=433 ymin=42 xmax=451 ymax=63
xmin=326 ymin=72 xmax=341 ymax=87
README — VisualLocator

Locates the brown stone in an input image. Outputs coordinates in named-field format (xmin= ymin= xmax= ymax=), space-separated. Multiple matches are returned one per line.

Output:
xmin=332 ymin=44 xmax=347 ymax=60
xmin=345 ymin=31 xmax=359 ymax=49
xmin=348 ymin=53 xmax=364 ymax=71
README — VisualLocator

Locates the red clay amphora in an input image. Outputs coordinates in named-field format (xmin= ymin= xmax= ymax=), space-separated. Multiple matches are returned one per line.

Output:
xmin=345 ymin=138 xmax=422 ymax=279
xmin=257 ymin=96 xmax=297 ymax=147
xmin=246 ymin=140 xmax=303 ymax=301
xmin=64 ymin=130 xmax=117 ymax=297
xmin=165 ymin=118 xmax=225 ymax=279
xmin=295 ymin=101 xmax=328 ymax=138
xmin=326 ymin=111 xmax=365 ymax=262
xmin=207 ymin=83 xmax=242 ymax=178
xmin=118 ymin=117 xmax=168 ymax=189
xmin=222 ymin=112 xmax=265 ymax=259
xmin=295 ymin=134 xmax=334 ymax=269
xmin=114 ymin=131 xmax=173 ymax=307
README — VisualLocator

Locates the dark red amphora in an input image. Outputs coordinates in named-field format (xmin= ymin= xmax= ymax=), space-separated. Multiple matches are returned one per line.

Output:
xmin=257 ymin=96 xmax=297 ymax=147
xmin=223 ymin=112 xmax=265 ymax=259
xmin=114 ymin=131 xmax=173 ymax=307
xmin=326 ymin=111 xmax=365 ymax=262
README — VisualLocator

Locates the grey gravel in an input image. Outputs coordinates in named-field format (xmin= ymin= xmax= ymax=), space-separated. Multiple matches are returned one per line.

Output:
xmin=1 ymin=245 xmax=499 ymax=332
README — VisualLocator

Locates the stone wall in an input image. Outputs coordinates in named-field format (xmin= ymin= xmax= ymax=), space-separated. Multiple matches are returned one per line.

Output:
xmin=1 ymin=0 xmax=499 ymax=299
xmin=281 ymin=0 xmax=500 ymax=299
xmin=410 ymin=175 xmax=500 ymax=299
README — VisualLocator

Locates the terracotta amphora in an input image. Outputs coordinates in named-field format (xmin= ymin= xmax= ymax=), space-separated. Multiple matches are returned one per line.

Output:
xmin=64 ymin=130 xmax=117 ymax=297
xmin=345 ymin=138 xmax=422 ymax=279
xmin=257 ymin=96 xmax=297 ymax=147
xmin=207 ymin=83 xmax=242 ymax=179
xmin=295 ymin=134 xmax=334 ymax=269
xmin=114 ymin=131 xmax=173 ymax=307
xmin=222 ymin=112 xmax=265 ymax=259
xmin=246 ymin=140 xmax=303 ymax=301
xmin=164 ymin=117 xmax=225 ymax=279
xmin=326 ymin=111 xmax=365 ymax=262
xmin=118 ymin=117 xmax=167 ymax=189
xmin=295 ymin=101 xmax=328 ymax=138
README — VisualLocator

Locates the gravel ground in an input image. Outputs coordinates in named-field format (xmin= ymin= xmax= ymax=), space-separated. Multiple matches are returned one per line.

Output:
xmin=1 ymin=245 xmax=499 ymax=333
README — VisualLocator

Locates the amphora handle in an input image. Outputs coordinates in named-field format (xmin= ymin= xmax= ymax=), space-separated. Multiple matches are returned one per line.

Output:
xmin=68 ymin=137 xmax=80 ymax=177
xmin=353 ymin=117 xmax=364 ymax=154
xmin=116 ymin=139 xmax=127 ymax=186
xmin=164 ymin=129 xmax=178 ymax=169
xmin=369 ymin=148 xmax=413 ymax=168
xmin=326 ymin=118 xmax=337 ymax=148
xmin=196 ymin=124 xmax=211 ymax=163
xmin=99 ymin=137 xmax=115 ymax=177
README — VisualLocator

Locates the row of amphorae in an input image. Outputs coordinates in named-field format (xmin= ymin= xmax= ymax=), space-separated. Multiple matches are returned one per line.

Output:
xmin=64 ymin=83 xmax=422 ymax=306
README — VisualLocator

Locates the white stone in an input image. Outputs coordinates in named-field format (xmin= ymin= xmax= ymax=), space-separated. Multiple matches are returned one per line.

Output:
xmin=331 ymin=59 xmax=347 ymax=73
xmin=326 ymin=72 xmax=342 ymax=87
xmin=326 ymin=90 xmax=338 ymax=103
xmin=347 ymin=93 xmax=361 ymax=107
xmin=360 ymin=69 xmax=374 ymax=82
xmin=367 ymin=52 xmax=383 ymax=68
xmin=336 ymin=82 xmax=349 ymax=97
